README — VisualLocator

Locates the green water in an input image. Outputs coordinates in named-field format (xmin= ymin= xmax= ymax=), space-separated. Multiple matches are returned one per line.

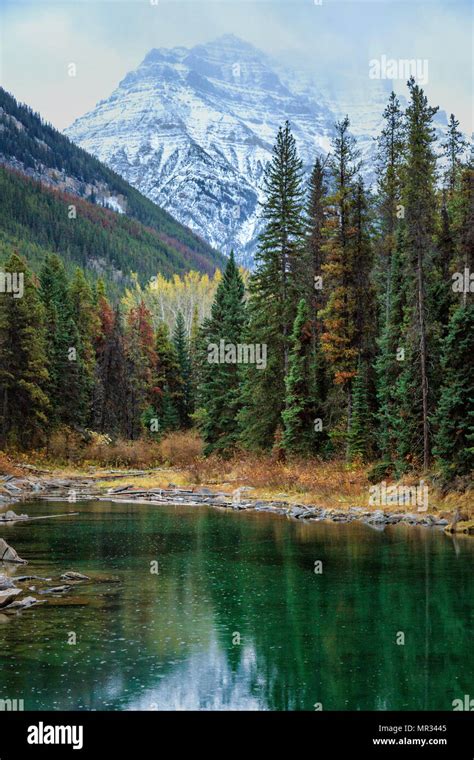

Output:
xmin=0 ymin=499 xmax=472 ymax=711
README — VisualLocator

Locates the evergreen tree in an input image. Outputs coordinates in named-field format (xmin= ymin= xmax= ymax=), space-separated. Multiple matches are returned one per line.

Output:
xmin=300 ymin=156 xmax=331 ymax=453
xmin=69 ymin=267 xmax=98 ymax=424
xmin=93 ymin=301 xmax=129 ymax=438
xmin=320 ymin=118 xmax=361 ymax=388
xmin=39 ymin=254 xmax=88 ymax=430
xmin=172 ymin=310 xmax=192 ymax=427
xmin=375 ymin=226 xmax=407 ymax=461
xmin=348 ymin=360 xmax=372 ymax=462
xmin=442 ymin=114 xmax=468 ymax=193
xmin=375 ymin=92 xmax=405 ymax=324
xmin=320 ymin=122 xmax=374 ymax=456
xmin=282 ymin=299 xmax=327 ymax=456
xmin=200 ymin=251 xmax=246 ymax=456
xmin=152 ymin=322 xmax=182 ymax=434
xmin=239 ymin=122 xmax=306 ymax=449
xmin=400 ymin=77 xmax=439 ymax=470
xmin=125 ymin=301 xmax=158 ymax=439
xmin=433 ymin=303 xmax=474 ymax=482
xmin=0 ymin=253 xmax=50 ymax=448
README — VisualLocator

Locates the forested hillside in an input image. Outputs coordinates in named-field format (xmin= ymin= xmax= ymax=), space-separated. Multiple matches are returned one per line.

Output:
xmin=0 ymin=167 xmax=222 ymax=289
xmin=0 ymin=87 xmax=224 ymax=282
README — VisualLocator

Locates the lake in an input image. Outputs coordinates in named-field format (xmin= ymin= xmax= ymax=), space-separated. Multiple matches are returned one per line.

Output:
xmin=0 ymin=499 xmax=472 ymax=711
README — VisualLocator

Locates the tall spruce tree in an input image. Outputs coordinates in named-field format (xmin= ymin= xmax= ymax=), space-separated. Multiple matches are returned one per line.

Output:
xmin=125 ymin=301 xmax=158 ymax=440
xmin=39 ymin=255 xmax=88 ymax=430
xmin=0 ymin=253 xmax=50 ymax=448
xmin=200 ymin=250 xmax=246 ymax=456
xmin=348 ymin=360 xmax=372 ymax=462
xmin=282 ymin=299 xmax=327 ymax=456
xmin=375 ymin=92 xmax=405 ymax=325
xmin=320 ymin=118 xmax=361 ymax=385
xmin=304 ymin=156 xmax=330 ymax=430
xmin=239 ymin=122 xmax=306 ymax=449
xmin=433 ymin=303 xmax=474 ymax=482
xmin=375 ymin=226 xmax=407 ymax=462
xmin=320 ymin=122 xmax=377 ymax=456
xmin=172 ymin=310 xmax=192 ymax=427
xmin=69 ymin=267 xmax=98 ymax=425
xmin=400 ymin=77 xmax=439 ymax=470
xmin=153 ymin=322 xmax=182 ymax=434
xmin=442 ymin=114 xmax=468 ymax=194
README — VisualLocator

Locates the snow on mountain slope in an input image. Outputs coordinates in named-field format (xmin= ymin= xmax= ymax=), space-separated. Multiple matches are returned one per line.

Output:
xmin=65 ymin=34 xmax=335 ymax=266
xmin=65 ymin=34 xmax=451 ymax=266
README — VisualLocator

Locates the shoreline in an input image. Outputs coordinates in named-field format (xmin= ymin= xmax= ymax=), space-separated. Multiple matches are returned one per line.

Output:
xmin=1 ymin=471 xmax=472 ymax=533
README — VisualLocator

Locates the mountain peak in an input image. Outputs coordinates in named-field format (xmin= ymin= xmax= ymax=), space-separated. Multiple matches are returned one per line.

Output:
xmin=208 ymin=34 xmax=256 ymax=50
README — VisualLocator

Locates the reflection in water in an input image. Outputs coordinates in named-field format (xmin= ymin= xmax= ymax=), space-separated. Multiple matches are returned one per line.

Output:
xmin=127 ymin=639 xmax=265 ymax=710
xmin=0 ymin=500 xmax=472 ymax=711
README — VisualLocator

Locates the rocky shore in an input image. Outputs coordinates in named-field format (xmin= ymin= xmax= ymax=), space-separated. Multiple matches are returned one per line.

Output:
xmin=0 ymin=469 xmax=471 ymax=615
xmin=101 ymin=484 xmax=457 ymax=529
xmin=0 ymin=534 xmax=92 ymax=614
xmin=1 ymin=470 xmax=472 ymax=534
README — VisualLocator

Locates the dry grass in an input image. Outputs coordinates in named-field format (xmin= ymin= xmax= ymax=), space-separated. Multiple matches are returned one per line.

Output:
xmin=156 ymin=430 xmax=203 ymax=467
xmin=3 ymin=430 xmax=471 ymax=518
xmin=180 ymin=452 xmax=370 ymax=508
xmin=0 ymin=451 xmax=23 ymax=477
xmin=81 ymin=438 xmax=162 ymax=468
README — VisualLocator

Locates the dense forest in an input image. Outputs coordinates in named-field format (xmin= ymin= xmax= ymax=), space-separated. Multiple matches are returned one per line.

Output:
xmin=0 ymin=78 xmax=472 ymax=487
xmin=0 ymin=167 xmax=223 ymax=290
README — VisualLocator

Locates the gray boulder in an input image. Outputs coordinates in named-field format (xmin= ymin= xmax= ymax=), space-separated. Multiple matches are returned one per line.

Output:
xmin=0 ymin=574 xmax=16 ymax=590
xmin=0 ymin=538 xmax=27 ymax=564
xmin=39 ymin=585 xmax=72 ymax=594
xmin=60 ymin=571 xmax=90 ymax=581
xmin=0 ymin=588 xmax=21 ymax=608
xmin=6 ymin=596 xmax=41 ymax=610
xmin=0 ymin=510 xmax=28 ymax=522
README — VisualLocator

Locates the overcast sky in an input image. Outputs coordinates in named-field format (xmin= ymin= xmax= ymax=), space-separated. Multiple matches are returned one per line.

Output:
xmin=0 ymin=0 xmax=472 ymax=133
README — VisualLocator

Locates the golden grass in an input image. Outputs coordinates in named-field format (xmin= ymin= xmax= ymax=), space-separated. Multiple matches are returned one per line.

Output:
xmin=0 ymin=451 xmax=24 ymax=477
xmin=4 ymin=431 xmax=472 ymax=518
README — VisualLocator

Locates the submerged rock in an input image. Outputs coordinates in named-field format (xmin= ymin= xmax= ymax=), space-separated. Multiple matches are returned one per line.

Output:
xmin=0 ymin=588 xmax=21 ymax=608
xmin=60 ymin=571 xmax=90 ymax=581
xmin=0 ymin=574 xmax=16 ymax=590
xmin=0 ymin=510 xmax=29 ymax=522
xmin=6 ymin=596 xmax=42 ymax=611
xmin=0 ymin=538 xmax=27 ymax=564
xmin=40 ymin=585 xmax=72 ymax=594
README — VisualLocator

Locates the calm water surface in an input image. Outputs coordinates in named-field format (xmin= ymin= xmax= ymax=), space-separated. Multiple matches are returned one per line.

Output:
xmin=0 ymin=500 xmax=472 ymax=710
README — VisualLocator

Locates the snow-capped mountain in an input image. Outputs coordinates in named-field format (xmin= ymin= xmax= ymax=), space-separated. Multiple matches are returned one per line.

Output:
xmin=65 ymin=34 xmax=451 ymax=266
xmin=65 ymin=34 xmax=337 ymax=266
